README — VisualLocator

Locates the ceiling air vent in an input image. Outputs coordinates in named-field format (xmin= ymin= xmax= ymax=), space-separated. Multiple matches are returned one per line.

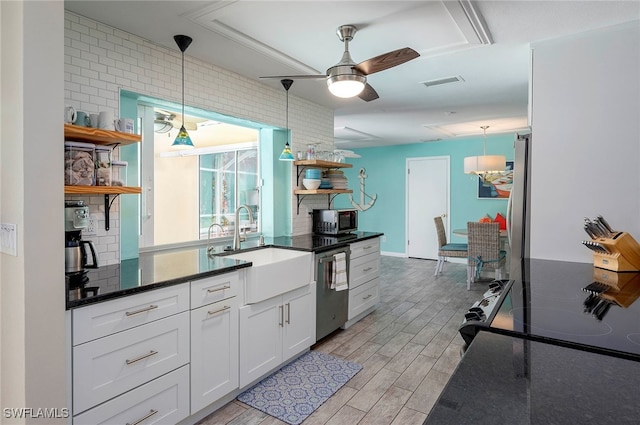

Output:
xmin=420 ymin=76 xmax=465 ymax=88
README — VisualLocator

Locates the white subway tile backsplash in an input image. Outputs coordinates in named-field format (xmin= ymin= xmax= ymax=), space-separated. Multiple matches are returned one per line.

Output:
xmin=65 ymin=10 xmax=333 ymax=264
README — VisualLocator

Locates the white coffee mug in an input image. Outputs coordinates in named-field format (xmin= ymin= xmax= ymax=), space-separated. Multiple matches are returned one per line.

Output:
xmin=98 ymin=111 xmax=114 ymax=130
xmin=64 ymin=106 xmax=77 ymax=124
xmin=89 ymin=114 xmax=100 ymax=128
xmin=115 ymin=118 xmax=134 ymax=134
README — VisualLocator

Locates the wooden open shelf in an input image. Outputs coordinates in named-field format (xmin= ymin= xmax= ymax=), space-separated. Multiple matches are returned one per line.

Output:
xmin=64 ymin=124 xmax=141 ymax=146
xmin=64 ymin=185 xmax=142 ymax=195
xmin=293 ymin=159 xmax=352 ymax=169
xmin=294 ymin=189 xmax=353 ymax=195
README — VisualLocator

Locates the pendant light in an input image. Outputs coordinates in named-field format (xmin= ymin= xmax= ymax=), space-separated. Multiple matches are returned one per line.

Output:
xmin=172 ymin=35 xmax=194 ymax=149
xmin=279 ymin=78 xmax=295 ymax=161
xmin=464 ymin=125 xmax=505 ymax=182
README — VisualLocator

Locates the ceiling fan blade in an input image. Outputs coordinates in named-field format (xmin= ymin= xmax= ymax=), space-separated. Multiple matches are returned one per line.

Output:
xmin=354 ymin=47 xmax=419 ymax=75
xmin=358 ymin=83 xmax=379 ymax=102
xmin=260 ymin=74 xmax=326 ymax=79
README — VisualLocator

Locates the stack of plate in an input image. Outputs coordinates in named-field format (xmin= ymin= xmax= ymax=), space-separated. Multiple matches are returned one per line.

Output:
xmin=326 ymin=170 xmax=348 ymax=189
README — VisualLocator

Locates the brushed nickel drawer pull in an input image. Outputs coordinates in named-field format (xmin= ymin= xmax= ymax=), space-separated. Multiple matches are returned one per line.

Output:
xmin=279 ymin=305 xmax=284 ymax=327
xmin=126 ymin=409 xmax=158 ymax=425
xmin=125 ymin=304 xmax=158 ymax=316
xmin=285 ymin=302 xmax=291 ymax=324
xmin=207 ymin=305 xmax=231 ymax=316
xmin=125 ymin=350 xmax=158 ymax=365
xmin=363 ymin=245 xmax=373 ymax=250
xmin=207 ymin=285 xmax=231 ymax=294
xmin=362 ymin=294 xmax=373 ymax=300
xmin=363 ymin=267 xmax=373 ymax=272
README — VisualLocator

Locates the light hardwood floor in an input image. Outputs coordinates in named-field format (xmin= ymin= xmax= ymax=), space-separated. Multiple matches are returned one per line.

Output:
xmin=197 ymin=256 xmax=485 ymax=425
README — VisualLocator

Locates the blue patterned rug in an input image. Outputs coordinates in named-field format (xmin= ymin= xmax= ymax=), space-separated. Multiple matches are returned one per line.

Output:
xmin=237 ymin=351 xmax=363 ymax=425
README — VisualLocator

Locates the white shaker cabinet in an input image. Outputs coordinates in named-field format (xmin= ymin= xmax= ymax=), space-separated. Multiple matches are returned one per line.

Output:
xmin=348 ymin=237 xmax=381 ymax=323
xmin=190 ymin=272 xmax=241 ymax=414
xmin=73 ymin=365 xmax=190 ymax=425
xmin=239 ymin=284 xmax=314 ymax=388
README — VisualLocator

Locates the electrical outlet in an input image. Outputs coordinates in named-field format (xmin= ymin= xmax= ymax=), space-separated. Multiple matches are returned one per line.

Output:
xmin=86 ymin=219 xmax=96 ymax=235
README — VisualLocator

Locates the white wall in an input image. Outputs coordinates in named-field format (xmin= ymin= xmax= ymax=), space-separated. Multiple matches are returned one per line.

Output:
xmin=1 ymin=1 xmax=66 ymax=423
xmin=530 ymin=22 xmax=640 ymax=263
xmin=64 ymin=11 xmax=335 ymax=264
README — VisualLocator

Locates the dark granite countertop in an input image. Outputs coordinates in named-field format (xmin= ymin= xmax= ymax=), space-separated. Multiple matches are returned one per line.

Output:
xmin=425 ymin=330 xmax=640 ymax=424
xmin=66 ymin=231 xmax=383 ymax=309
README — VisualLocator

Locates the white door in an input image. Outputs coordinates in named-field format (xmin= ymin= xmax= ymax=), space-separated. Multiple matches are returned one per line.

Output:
xmin=406 ymin=156 xmax=450 ymax=259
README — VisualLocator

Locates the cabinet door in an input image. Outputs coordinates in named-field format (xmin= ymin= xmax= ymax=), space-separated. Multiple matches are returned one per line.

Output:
xmin=73 ymin=366 xmax=189 ymax=425
xmin=282 ymin=285 xmax=315 ymax=361
xmin=350 ymin=252 xmax=380 ymax=290
xmin=348 ymin=277 xmax=380 ymax=320
xmin=73 ymin=312 xmax=190 ymax=414
xmin=191 ymin=297 xmax=239 ymax=414
xmin=239 ymin=296 xmax=282 ymax=388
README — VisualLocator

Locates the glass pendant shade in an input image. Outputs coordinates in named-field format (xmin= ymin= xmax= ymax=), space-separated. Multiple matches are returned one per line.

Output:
xmin=279 ymin=79 xmax=295 ymax=161
xmin=172 ymin=34 xmax=194 ymax=149
xmin=279 ymin=141 xmax=295 ymax=161
xmin=172 ymin=125 xmax=194 ymax=149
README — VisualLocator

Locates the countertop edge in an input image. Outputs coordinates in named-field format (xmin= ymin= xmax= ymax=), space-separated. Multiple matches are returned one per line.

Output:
xmin=66 ymin=232 xmax=383 ymax=309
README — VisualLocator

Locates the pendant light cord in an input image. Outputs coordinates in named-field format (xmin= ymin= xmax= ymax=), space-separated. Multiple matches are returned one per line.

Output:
xmin=181 ymin=50 xmax=185 ymax=125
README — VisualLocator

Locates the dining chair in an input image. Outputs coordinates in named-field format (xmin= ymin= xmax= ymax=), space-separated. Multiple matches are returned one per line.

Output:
xmin=434 ymin=216 xmax=468 ymax=276
xmin=466 ymin=221 xmax=506 ymax=290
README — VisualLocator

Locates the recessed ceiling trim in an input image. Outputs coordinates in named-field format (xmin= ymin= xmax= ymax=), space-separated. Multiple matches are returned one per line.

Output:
xmin=186 ymin=6 xmax=320 ymax=75
xmin=443 ymin=0 xmax=493 ymax=45
xmin=334 ymin=126 xmax=380 ymax=141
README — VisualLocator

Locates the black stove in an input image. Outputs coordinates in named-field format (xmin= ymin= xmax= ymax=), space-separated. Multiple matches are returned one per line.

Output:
xmin=463 ymin=259 xmax=640 ymax=361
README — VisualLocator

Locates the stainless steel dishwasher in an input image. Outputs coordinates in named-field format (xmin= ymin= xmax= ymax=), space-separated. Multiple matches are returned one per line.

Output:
xmin=315 ymin=245 xmax=350 ymax=341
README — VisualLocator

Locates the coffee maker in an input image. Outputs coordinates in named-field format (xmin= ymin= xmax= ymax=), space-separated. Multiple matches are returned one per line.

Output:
xmin=65 ymin=201 xmax=99 ymax=300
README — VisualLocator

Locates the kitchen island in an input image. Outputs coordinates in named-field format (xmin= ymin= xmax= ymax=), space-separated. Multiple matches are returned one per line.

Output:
xmin=426 ymin=258 xmax=640 ymax=424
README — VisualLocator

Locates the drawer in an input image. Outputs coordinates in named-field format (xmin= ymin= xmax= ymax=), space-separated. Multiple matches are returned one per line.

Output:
xmin=72 ymin=284 xmax=190 ymax=345
xmin=350 ymin=252 xmax=380 ymax=289
xmin=350 ymin=238 xmax=380 ymax=260
xmin=190 ymin=270 xmax=241 ymax=309
xmin=73 ymin=312 xmax=190 ymax=414
xmin=348 ymin=277 xmax=380 ymax=320
xmin=73 ymin=365 xmax=189 ymax=425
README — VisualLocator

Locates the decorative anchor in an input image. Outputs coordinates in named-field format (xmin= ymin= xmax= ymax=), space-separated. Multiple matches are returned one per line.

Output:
xmin=349 ymin=168 xmax=377 ymax=211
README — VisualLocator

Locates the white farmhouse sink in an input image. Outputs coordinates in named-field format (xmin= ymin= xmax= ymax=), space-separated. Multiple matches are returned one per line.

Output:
xmin=225 ymin=248 xmax=312 ymax=303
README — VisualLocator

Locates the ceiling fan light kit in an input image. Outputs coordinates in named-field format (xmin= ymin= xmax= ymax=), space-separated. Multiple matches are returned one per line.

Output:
xmin=464 ymin=125 xmax=506 ymax=181
xmin=172 ymin=34 xmax=195 ymax=149
xmin=260 ymin=24 xmax=419 ymax=102
xmin=327 ymin=71 xmax=366 ymax=98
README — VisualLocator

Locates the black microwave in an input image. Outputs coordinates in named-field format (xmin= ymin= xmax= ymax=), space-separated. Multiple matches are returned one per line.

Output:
xmin=312 ymin=209 xmax=358 ymax=235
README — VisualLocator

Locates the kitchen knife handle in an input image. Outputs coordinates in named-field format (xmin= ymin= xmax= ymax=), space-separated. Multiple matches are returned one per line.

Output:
xmin=597 ymin=215 xmax=614 ymax=233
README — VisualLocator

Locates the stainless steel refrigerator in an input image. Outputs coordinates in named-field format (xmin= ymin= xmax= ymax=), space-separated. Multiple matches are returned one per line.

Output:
xmin=507 ymin=131 xmax=532 ymax=280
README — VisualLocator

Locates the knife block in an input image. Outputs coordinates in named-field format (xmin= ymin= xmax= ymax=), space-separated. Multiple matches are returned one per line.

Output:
xmin=590 ymin=232 xmax=640 ymax=272
xmin=592 ymin=268 xmax=640 ymax=308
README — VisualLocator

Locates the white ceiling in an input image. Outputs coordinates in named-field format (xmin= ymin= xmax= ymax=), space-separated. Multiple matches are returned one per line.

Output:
xmin=65 ymin=1 xmax=640 ymax=148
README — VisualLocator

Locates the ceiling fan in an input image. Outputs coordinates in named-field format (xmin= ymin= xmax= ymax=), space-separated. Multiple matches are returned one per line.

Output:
xmin=154 ymin=109 xmax=197 ymax=133
xmin=261 ymin=25 xmax=419 ymax=102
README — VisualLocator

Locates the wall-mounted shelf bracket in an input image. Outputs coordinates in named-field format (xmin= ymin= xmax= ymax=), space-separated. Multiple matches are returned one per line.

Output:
xmin=104 ymin=194 xmax=120 ymax=231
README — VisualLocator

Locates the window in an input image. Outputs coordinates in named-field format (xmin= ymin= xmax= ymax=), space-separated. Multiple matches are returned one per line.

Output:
xmin=137 ymin=103 xmax=260 ymax=248
xmin=199 ymin=149 xmax=259 ymax=239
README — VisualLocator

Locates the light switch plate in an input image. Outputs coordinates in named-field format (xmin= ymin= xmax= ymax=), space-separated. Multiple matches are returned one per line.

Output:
xmin=1 ymin=223 xmax=17 ymax=256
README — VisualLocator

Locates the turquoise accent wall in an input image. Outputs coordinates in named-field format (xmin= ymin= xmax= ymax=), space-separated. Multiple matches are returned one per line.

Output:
xmin=119 ymin=92 xmax=140 ymax=260
xmin=334 ymin=133 xmax=515 ymax=254
xmin=259 ymin=128 xmax=292 ymax=237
